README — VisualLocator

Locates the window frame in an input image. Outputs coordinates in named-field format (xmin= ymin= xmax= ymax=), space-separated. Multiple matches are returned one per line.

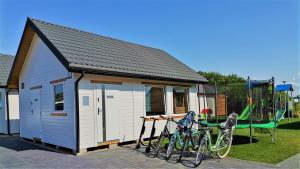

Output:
xmin=173 ymin=87 xmax=189 ymax=114
xmin=53 ymin=83 xmax=64 ymax=112
xmin=145 ymin=85 xmax=166 ymax=116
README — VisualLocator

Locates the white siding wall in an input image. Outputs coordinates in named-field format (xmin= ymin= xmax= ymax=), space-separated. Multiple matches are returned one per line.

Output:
xmin=78 ymin=79 xmax=95 ymax=149
xmin=78 ymin=78 xmax=178 ymax=149
xmin=0 ymin=89 xmax=20 ymax=134
xmin=132 ymin=84 xmax=146 ymax=139
xmin=198 ymin=95 xmax=205 ymax=114
xmin=8 ymin=90 xmax=20 ymax=133
xmin=119 ymin=84 xmax=134 ymax=142
xmin=165 ymin=86 xmax=173 ymax=115
xmin=19 ymin=35 xmax=76 ymax=150
xmin=189 ymin=86 xmax=199 ymax=114
xmin=198 ymin=84 xmax=208 ymax=116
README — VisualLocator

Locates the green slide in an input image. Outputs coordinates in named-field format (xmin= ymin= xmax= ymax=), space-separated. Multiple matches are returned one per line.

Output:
xmin=275 ymin=109 xmax=286 ymax=122
xmin=238 ymin=104 xmax=255 ymax=120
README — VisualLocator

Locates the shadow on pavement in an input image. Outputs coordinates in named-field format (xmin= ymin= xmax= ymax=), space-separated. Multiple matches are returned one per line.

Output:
xmin=0 ymin=135 xmax=49 ymax=152
xmin=130 ymin=143 xmax=217 ymax=168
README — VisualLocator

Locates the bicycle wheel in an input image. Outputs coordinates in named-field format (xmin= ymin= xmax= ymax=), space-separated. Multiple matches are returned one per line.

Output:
xmin=175 ymin=140 xmax=183 ymax=151
xmin=195 ymin=138 xmax=207 ymax=167
xmin=178 ymin=137 xmax=188 ymax=162
xmin=154 ymin=133 xmax=165 ymax=157
xmin=190 ymin=132 xmax=200 ymax=151
xmin=217 ymin=130 xmax=233 ymax=158
xmin=166 ymin=135 xmax=176 ymax=159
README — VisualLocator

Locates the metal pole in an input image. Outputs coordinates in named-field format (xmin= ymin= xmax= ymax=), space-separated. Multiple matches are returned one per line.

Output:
xmin=291 ymin=90 xmax=294 ymax=118
xmin=272 ymin=77 xmax=276 ymax=143
xmin=225 ymin=85 xmax=228 ymax=118
xmin=260 ymin=88 xmax=263 ymax=119
xmin=282 ymin=81 xmax=290 ymax=122
xmin=215 ymin=82 xmax=218 ymax=124
xmin=248 ymin=77 xmax=253 ymax=143
xmin=286 ymin=90 xmax=290 ymax=122
xmin=279 ymin=92 xmax=282 ymax=110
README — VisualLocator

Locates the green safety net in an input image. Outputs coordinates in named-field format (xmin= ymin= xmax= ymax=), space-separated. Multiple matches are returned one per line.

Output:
xmin=236 ymin=124 xmax=251 ymax=129
xmin=252 ymin=121 xmax=277 ymax=129
xmin=200 ymin=121 xmax=276 ymax=129
xmin=201 ymin=110 xmax=285 ymax=129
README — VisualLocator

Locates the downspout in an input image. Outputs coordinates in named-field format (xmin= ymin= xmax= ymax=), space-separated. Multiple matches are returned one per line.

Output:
xmin=75 ymin=71 xmax=84 ymax=153
xmin=6 ymin=88 xmax=11 ymax=135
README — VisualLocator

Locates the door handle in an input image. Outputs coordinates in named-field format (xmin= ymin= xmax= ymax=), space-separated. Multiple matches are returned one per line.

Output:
xmin=98 ymin=108 xmax=102 ymax=115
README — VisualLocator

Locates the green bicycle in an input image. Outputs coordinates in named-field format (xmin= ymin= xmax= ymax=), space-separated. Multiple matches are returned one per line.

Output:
xmin=166 ymin=112 xmax=200 ymax=159
xmin=194 ymin=113 xmax=238 ymax=166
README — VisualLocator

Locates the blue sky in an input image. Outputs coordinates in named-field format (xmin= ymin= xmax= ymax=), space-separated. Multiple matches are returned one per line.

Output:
xmin=0 ymin=0 xmax=299 ymax=94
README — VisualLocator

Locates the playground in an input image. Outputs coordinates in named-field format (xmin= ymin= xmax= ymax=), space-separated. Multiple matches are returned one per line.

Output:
xmin=224 ymin=118 xmax=300 ymax=164
xmin=199 ymin=78 xmax=300 ymax=164
xmin=134 ymin=77 xmax=300 ymax=167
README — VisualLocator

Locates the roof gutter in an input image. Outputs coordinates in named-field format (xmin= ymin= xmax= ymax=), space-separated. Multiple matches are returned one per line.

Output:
xmin=75 ymin=71 xmax=84 ymax=153
xmin=69 ymin=66 xmax=208 ymax=84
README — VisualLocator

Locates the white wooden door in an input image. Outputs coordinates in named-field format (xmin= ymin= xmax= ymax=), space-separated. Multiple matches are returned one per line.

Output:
xmin=30 ymin=89 xmax=41 ymax=138
xmin=96 ymin=84 xmax=104 ymax=142
xmin=104 ymin=84 xmax=120 ymax=141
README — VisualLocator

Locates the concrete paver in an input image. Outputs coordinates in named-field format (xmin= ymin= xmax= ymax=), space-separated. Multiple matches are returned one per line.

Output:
xmin=0 ymin=135 xmax=279 ymax=169
xmin=277 ymin=153 xmax=300 ymax=169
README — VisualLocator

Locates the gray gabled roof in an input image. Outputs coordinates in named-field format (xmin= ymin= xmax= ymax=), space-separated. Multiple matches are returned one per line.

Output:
xmin=0 ymin=54 xmax=14 ymax=86
xmin=28 ymin=18 xmax=207 ymax=83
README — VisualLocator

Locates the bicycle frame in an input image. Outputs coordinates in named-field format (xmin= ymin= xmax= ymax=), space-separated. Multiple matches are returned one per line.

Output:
xmin=202 ymin=128 xmax=232 ymax=153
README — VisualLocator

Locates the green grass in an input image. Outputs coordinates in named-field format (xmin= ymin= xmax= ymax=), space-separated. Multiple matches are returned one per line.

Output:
xmin=227 ymin=118 xmax=300 ymax=164
xmin=157 ymin=118 xmax=300 ymax=164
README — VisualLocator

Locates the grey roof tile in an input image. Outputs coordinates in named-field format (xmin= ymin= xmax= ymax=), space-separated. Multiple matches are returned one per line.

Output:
xmin=31 ymin=19 xmax=207 ymax=83
xmin=0 ymin=54 xmax=14 ymax=86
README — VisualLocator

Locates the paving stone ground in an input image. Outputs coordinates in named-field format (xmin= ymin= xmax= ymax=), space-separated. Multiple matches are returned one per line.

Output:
xmin=277 ymin=153 xmax=300 ymax=169
xmin=0 ymin=135 xmax=279 ymax=169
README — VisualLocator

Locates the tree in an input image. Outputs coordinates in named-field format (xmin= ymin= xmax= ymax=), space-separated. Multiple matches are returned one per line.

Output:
xmin=198 ymin=71 xmax=247 ymax=114
xmin=198 ymin=71 xmax=246 ymax=85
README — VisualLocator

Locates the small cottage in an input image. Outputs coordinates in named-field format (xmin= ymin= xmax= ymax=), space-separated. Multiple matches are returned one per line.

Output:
xmin=7 ymin=18 xmax=207 ymax=153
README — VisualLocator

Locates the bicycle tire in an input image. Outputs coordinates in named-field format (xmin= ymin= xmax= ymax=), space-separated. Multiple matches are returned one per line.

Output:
xmin=166 ymin=136 xmax=176 ymax=159
xmin=190 ymin=132 xmax=201 ymax=151
xmin=178 ymin=137 xmax=188 ymax=162
xmin=195 ymin=138 xmax=207 ymax=167
xmin=154 ymin=133 xmax=164 ymax=157
xmin=217 ymin=130 xmax=233 ymax=158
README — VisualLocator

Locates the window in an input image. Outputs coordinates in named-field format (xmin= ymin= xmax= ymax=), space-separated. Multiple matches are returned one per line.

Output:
xmin=176 ymin=93 xmax=184 ymax=107
xmin=173 ymin=88 xmax=188 ymax=114
xmin=146 ymin=86 xmax=165 ymax=116
xmin=54 ymin=84 xmax=64 ymax=111
xmin=82 ymin=96 xmax=89 ymax=106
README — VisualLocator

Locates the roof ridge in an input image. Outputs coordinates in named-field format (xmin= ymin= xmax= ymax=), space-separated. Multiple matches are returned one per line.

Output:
xmin=30 ymin=18 xmax=164 ymax=52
